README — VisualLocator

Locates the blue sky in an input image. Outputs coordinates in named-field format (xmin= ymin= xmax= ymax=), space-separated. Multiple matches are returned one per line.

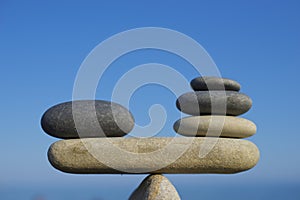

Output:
xmin=0 ymin=0 xmax=300 ymax=199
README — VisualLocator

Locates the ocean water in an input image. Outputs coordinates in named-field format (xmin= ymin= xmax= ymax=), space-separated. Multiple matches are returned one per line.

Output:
xmin=1 ymin=183 xmax=299 ymax=200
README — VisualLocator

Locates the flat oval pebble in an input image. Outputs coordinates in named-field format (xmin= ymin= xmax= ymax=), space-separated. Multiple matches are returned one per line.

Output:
xmin=48 ymin=137 xmax=259 ymax=174
xmin=41 ymin=100 xmax=135 ymax=138
xmin=176 ymin=91 xmax=252 ymax=116
xmin=191 ymin=76 xmax=241 ymax=91
xmin=173 ymin=116 xmax=256 ymax=138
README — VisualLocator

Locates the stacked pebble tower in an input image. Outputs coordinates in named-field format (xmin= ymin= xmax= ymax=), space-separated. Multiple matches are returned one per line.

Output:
xmin=174 ymin=76 xmax=257 ymax=139
xmin=41 ymin=77 xmax=259 ymax=199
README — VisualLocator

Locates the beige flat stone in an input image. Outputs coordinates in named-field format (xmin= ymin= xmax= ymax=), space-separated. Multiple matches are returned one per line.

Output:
xmin=173 ymin=116 xmax=256 ymax=138
xmin=129 ymin=174 xmax=180 ymax=200
xmin=48 ymin=137 xmax=259 ymax=174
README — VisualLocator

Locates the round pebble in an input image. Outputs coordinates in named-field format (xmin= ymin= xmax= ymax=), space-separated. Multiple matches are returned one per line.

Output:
xmin=173 ymin=116 xmax=256 ymax=138
xmin=191 ymin=76 xmax=241 ymax=91
xmin=176 ymin=91 xmax=252 ymax=116
xmin=41 ymin=100 xmax=135 ymax=138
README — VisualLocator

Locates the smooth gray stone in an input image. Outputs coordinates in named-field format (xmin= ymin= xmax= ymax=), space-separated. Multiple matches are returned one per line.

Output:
xmin=48 ymin=137 xmax=259 ymax=174
xmin=173 ymin=116 xmax=256 ymax=138
xmin=129 ymin=174 xmax=181 ymax=200
xmin=41 ymin=100 xmax=134 ymax=138
xmin=191 ymin=76 xmax=241 ymax=91
xmin=176 ymin=91 xmax=252 ymax=116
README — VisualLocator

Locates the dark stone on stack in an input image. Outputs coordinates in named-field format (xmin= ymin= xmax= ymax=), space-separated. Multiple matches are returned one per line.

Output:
xmin=191 ymin=76 xmax=241 ymax=91
xmin=176 ymin=91 xmax=252 ymax=116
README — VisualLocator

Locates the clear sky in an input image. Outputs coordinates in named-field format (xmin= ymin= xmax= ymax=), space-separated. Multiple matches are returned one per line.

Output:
xmin=0 ymin=0 xmax=300 ymax=199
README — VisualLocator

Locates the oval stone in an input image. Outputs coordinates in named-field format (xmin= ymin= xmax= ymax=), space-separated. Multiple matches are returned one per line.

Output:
xmin=174 ymin=116 xmax=256 ymax=138
xmin=176 ymin=91 xmax=252 ymax=116
xmin=191 ymin=76 xmax=241 ymax=91
xmin=48 ymin=137 xmax=259 ymax=174
xmin=41 ymin=100 xmax=135 ymax=138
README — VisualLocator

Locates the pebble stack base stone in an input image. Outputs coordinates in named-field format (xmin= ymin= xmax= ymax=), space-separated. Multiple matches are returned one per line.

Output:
xmin=129 ymin=174 xmax=181 ymax=200
xmin=48 ymin=137 xmax=259 ymax=174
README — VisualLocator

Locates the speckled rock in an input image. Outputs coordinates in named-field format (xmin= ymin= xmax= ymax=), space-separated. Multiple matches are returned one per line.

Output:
xmin=41 ymin=100 xmax=134 ymax=138
xmin=48 ymin=137 xmax=259 ymax=174
xmin=191 ymin=76 xmax=241 ymax=91
xmin=176 ymin=91 xmax=252 ymax=116
xmin=173 ymin=116 xmax=256 ymax=138
xmin=129 ymin=174 xmax=181 ymax=200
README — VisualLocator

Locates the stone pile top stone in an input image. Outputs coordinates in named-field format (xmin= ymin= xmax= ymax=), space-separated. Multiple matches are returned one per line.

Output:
xmin=190 ymin=76 xmax=241 ymax=91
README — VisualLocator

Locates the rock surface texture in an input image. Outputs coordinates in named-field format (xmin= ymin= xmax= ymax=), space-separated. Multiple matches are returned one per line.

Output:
xmin=129 ymin=174 xmax=181 ymax=200
xmin=41 ymin=100 xmax=134 ymax=138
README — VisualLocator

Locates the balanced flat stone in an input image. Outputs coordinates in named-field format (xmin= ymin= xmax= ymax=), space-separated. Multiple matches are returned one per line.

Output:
xmin=191 ymin=76 xmax=241 ymax=91
xmin=174 ymin=116 xmax=256 ymax=138
xmin=41 ymin=100 xmax=134 ymax=138
xmin=129 ymin=174 xmax=181 ymax=200
xmin=48 ymin=137 xmax=259 ymax=174
xmin=176 ymin=91 xmax=252 ymax=116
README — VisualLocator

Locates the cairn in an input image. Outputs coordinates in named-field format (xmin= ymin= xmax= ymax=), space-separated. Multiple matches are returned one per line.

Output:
xmin=41 ymin=77 xmax=259 ymax=200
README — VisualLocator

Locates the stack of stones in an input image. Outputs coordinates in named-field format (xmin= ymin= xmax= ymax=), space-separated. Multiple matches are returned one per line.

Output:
xmin=41 ymin=100 xmax=180 ymax=199
xmin=174 ymin=76 xmax=256 ymax=139
xmin=41 ymin=77 xmax=259 ymax=200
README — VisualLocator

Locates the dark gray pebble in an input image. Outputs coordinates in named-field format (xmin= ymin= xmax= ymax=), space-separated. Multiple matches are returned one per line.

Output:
xmin=176 ymin=91 xmax=252 ymax=116
xmin=41 ymin=100 xmax=135 ymax=138
xmin=191 ymin=76 xmax=241 ymax=91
